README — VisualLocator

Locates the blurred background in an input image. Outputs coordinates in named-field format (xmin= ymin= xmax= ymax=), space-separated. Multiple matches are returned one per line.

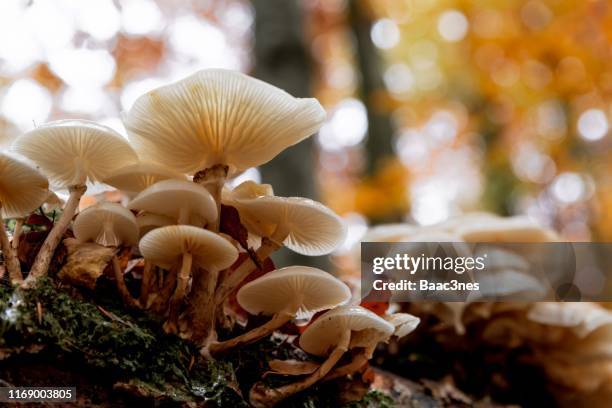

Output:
xmin=0 ymin=0 xmax=611 ymax=251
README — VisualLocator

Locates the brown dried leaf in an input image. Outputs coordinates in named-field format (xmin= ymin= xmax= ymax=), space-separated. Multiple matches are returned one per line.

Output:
xmin=220 ymin=204 xmax=249 ymax=250
xmin=58 ymin=238 xmax=115 ymax=289
xmin=264 ymin=359 xmax=320 ymax=377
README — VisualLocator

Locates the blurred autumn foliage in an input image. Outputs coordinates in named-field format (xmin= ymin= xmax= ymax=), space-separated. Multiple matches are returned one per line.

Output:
xmin=0 ymin=0 xmax=611 ymax=240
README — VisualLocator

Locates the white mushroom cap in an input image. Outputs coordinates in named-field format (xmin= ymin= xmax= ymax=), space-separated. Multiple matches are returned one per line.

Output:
xmin=299 ymin=305 xmax=394 ymax=356
xmin=12 ymin=120 xmax=138 ymax=188
xmin=43 ymin=191 xmax=64 ymax=211
xmin=123 ymin=69 xmax=326 ymax=175
xmin=361 ymin=224 xmax=419 ymax=243
xmin=139 ymin=225 xmax=238 ymax=271
xmin=73 ymin=202 xmax=138 ymax=247
xmin=128 ymin=179 xmax=217 ymax=226
xmin=527 ymin=303 xmax=612 ymax=338
xmin=456 ymin=216 xmax=558 ymax=243
xmin=385 ymin=313 xmax=420 ymax=338
xmin=236 ymin=266 xmax=351 ymax=319
xmin=226 ymin=188 xmax=346 ymax=255
xmin=0 ymin=153 xmax=49 ymax=218
xmin=136 ymin=213 xmax=174 ymax=238
xmin=227 ymin=180 xmax=274 ymax=200
xmin=103 ymin=162 xmax=187 ymax=197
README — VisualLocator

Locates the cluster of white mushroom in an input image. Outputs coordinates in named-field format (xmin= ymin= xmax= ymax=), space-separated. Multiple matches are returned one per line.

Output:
xmin=358 ymin=214 xmax=612 ymax=406
xmin=0 ymin=69 xmax=419 ymax=406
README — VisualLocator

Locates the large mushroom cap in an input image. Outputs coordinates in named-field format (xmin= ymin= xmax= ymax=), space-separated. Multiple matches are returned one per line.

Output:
xmin=136 ymin=213 xmax=174 ymax=238
xmin=0 ymin=153 xmax=49 ymax=218
xmin=128 ymin=179 xmax=217 ymax=226
xmin=226 ymin=190 xmax=346 ymax=255
xmin=236 ymin=266 xmax=351 ymax=319
xmin=12 ymin=119 xmax=138 ymax=187
xmin=299 ymin=305 xmax=394 ymax=356
xmin=73 ymin=202 xmax=138 ymax=247
xmin=123 ymin=69 xmax=326 ymax=175
xmin=139 ymin=225 xmax=238 ymax=270
xmin=103 ymin=162 xmax=187 ymax=197
xmin=456 ymin=216 xmax=558 ymax=243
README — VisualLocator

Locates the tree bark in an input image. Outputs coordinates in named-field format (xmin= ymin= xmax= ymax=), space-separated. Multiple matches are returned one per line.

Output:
xmin=348 ymin=0 xmax=395 ymax=175
xmin=251 ymin=0 xmax=325 ymax=268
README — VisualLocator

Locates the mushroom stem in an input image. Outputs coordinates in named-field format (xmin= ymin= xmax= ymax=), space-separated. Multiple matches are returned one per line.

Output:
xmin=214 ymin=224 xmax=287 ymax=315
xmin=26 ymin=184 xmax=87 ymax=284
xmin=249 ymin=331 xmax=351 ymax=407
xmin=151 ymin=266 xmax=177 ymax=313
xmin=112 ymin=255 xmax=140 ymax=309
xmin=208 ymin=310 xmax=295 ymax=355
xmin=0 ymin=208 xmax=22 ymax=284
xmin=165 ymin=252 xmax=193 ymax=333
xmin=139 ymin=260 xmax=154 ymax=307
xmin=193 ymin=164 xmax=228 ymax=232
xmin=191 ymin=268 xmax=220 ymax=344
xmin=322 ymin=350 xmax=369 ymax=382
xmin=11 ymin=218 xmax=24 ymax=250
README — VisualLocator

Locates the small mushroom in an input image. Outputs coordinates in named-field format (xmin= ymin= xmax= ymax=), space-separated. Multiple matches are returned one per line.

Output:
xmin=208 ymin=266 xmax=351 ymax=354
xmin=128 ymin=179 xmax=217 ymax=226
xmin=249 ymin=305 xmax=393 ymax=407
xmin=74 ymin=202 xmax=139 ymax=247
xmin=103 ymin=162 xmax=187 ymax=198
xmin=12 ymin=120 xmax=138 ymax=282
xmin=385 ymin=313 xmax=421 ymax=338
xmin=0 ymin=153 xmax=49 ymax=283
xmin=73 ymin=202 xmax=139 ymax=307
xmin=324 ymin=312 xmax=420 ymax=382
xmin=139 ymin=225 xmax=238 ymax=333
xmin=214 ymin=181 xmax=346 ymax=324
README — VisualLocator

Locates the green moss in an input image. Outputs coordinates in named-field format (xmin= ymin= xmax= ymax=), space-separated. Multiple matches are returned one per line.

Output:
xmin=342 ymin=390 xmax=395 ymax=408
xmin=0 ymin=279 xmax=394 ymax=407
xmin=0 ymin=278 xmax=240 ymax=405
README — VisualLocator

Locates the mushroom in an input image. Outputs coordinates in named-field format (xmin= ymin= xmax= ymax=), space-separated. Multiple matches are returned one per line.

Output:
xmin=103 ymin=162 xmax=187 ymax=198
xmin=128 ymin=179 xmax=217 ymax=226
xmin=12 ymin=120 xmax=138 ymax=282
xmin=385 ymin=312 xmax=421 ymax=338
xmin=73 ymin=202 xmax=139 ymax=307
xmin=139 ymin=225 xmax=238 ymax=333
xmin=0 ymin=153 xmax=49 ymax=283
xmin=123 ymin=69 xmax=325 ymax=231
xmin=123 ymin=69 xmax=325 ymax=177
xmin=208 ymin=266 xmax=351 ymax=354
xmin=527 ymin=303 xmax=612 ymax=338
xmin=214 ymin=181 xmax=346 ymax=324
xmin=323 ymin=312 xmax=420 ymax=382
xmin=249 ymin=305 xmax=394 ymax=407
xmin=455 ymin=215 xmax=559 ymax=243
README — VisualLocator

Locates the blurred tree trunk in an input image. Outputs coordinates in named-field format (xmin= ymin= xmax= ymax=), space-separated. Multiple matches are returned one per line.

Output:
xmin=251 ymin=0 xmax=326 ymax=268
xmin=348 ymin=0 xmax=395 ymax=175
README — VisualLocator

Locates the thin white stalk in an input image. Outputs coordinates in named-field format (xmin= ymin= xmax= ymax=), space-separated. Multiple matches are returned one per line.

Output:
xmin=249 ymin=331 xmax=351 ymax=407
xmin=165 ymin=252 xmax=193 ymax=333
xmin=11 ymin=218 xmax=24 ymax=249
xmin=208 ymin=310 xmax=295 ymax=355
xmin=0 ymin=205 xmax=22 ymax=284
xmin=26 ymin=184 xmax=86 ymax=285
